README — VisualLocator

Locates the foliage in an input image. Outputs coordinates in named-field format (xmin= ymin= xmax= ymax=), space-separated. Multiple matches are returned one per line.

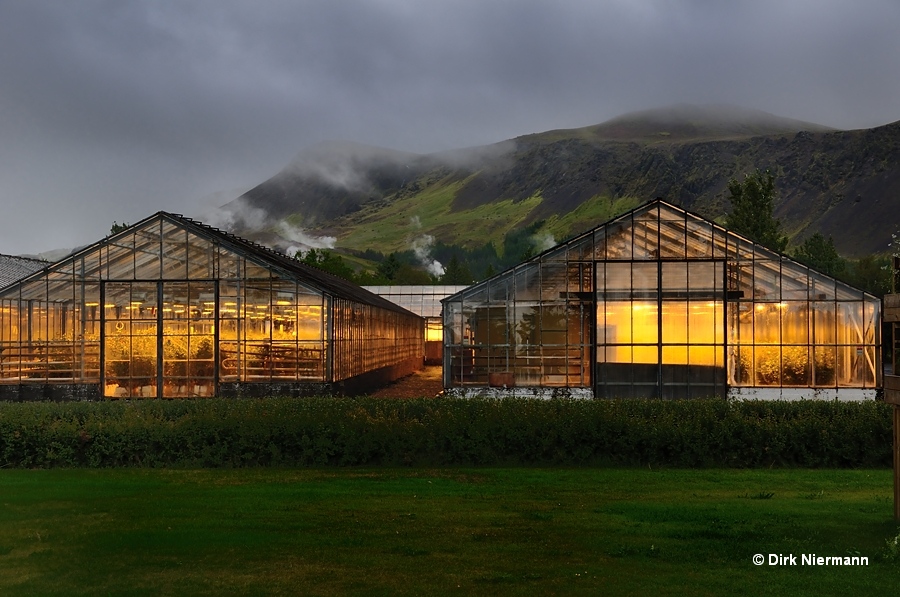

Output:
xmin=296 ymin=248 xmax=358 ymax=281
xmin=0 ymin=397 xmax=891 ymax=469
xmin=109 ymin=221 xmax=130 ymax=235
xmin=884 ymin=528 xmax=900 ymax=562
xmin=794 ymin=232 xmax=846 ymax=277
xmin=440 ymin=254 xmax=473 ymax=284
xmin=725 ymin=169 xmax=788 ymax=252
xmin=844 ymin=254 xmax=892 ymax=297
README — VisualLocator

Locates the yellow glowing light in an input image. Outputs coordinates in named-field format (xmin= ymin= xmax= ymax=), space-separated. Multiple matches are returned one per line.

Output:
xmin=85 ymin=302 xmax=100 ymax=307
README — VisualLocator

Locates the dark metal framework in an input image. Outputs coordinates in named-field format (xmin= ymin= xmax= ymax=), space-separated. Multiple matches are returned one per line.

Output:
xmin=0 ymin=213 xmax=423 ymax=398
xmin=443 ymin=199 xmax=880 ymax=398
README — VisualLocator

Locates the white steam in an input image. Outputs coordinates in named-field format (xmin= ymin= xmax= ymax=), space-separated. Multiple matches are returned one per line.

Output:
xmin=408 ymin=216 xmax=444 ymax=277
xmin=531 ymin=231 xmax=557 ymax=253
xmin=276 ymin=221 xmax=336 ymax=256
xmin=204 ymin=197 xmax=269 ymax=231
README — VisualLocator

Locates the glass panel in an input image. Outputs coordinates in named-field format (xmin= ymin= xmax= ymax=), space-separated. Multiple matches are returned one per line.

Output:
xmin=689 ymin=262 xmax=718 ymax=295
xmin=603 ymin=263 xmax=632 ymax=293
xmin=539 ymin=261 xmax=567 ymax=299
xmin=186 ymin=235 xmax=215 ymax=279
xmin=244 ymin=259 xmax=271 ymax=280
xmin=657 ymin=219 xmax=686 ymax=259
xmin=662 ymin=345 xmax=687 ymax=365
xmin=605 ymin=219 xmax=632 ymax=259
xmin=835 ymin=283 xmax=863 ymax=301
xmin=753 ymin=260 xmax=780 ymax=301
xmin=106 ymin=235 xmax=135 ymax=280
xmin=219 ymin=248 xmax=242 ymax=279
xmin=133 ymin=222 xmax=162 ymax=279
xmin=781 ymin=302 xmax=808 ymax=344
xmin=688 ymin=345 xmax=716 ymax=367
xmin=104 ymin=282 xmax=158 ymax=398
xmin=753 ymin=346 xmax=780 ymax=386
xmin=781 ymin=345 xmax=810 ymax=386
xmin=813 ymin=302 xmax=836 ymax=345
xmin=161 ymin=221 xmax=188 ymax=279
xmin=662 ymin=262 xmax=687 ymax=294
xmin=810 ymin=272 xmax=836 ymax=301
xmin=161 ymin=281 xmax=216 ymax=397
xmin=567 ymin=233 xmax=595 ymax=261
xmin=781 ymin=262 xmax=809 ymax=300
xmin=661 ymin=301 xmax=687 ymax=345
xmin=813 ymin=346 xmax=836 ymax=387
xmin=753 ymin=303 xmax=781 ymax=344
xmin=688 ymin=300 xmax=719 ymax=345
xmin=591 ymin=228 xmax=607 ymax=261
xmin=732 ymin=345 xmax=752 ymax=385
xmin=685 ymin=220 xmax=713 ymax=258
xmin=632 ymin=214 xmax=660 ymax=259
xmin=632 ymin=262 xmax=658 ymax=299
xmin=726 ymin=261 xmax=753 ymax=298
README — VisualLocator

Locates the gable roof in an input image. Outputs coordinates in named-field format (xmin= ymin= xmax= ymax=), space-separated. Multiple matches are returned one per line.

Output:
xmin=444 ymin=197 xmax=877 ymax=303
xmin=0 ymin=212 xmax=417 ymax=318
xmin=0 ymin=254 xmax=49 ymax=289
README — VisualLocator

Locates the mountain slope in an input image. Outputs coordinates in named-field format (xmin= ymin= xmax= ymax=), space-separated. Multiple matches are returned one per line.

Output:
xmin=226 ymin=105 xmax=900 ymax=258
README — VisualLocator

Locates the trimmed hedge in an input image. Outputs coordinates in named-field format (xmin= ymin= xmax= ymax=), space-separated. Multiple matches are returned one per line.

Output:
xmin=0 ymin=397 xmax=893 ymax=468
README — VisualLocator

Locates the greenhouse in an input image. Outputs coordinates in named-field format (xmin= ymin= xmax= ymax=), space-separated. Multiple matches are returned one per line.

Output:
xmin=363 ymin=285 xmax=468 ymax=364
xmin=0 ymin=212 xmax=424 ymax=400
xmin=442 ymin=199 xmax=881 ymax=400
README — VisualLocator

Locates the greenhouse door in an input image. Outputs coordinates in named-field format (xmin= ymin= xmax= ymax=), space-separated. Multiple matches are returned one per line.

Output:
xmin=102 ymin=281 xmax=218 ymax=398
xmin=595 ymin=261 xmax=727 ymax=399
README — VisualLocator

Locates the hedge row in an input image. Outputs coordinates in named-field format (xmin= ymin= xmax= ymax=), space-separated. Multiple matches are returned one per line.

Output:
xmin=0 ymin=397 xmax=893 ymax=468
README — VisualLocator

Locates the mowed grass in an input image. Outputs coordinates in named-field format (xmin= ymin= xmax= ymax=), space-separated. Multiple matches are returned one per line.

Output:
xmin=1 ymin=468 xmax=898 ymax=596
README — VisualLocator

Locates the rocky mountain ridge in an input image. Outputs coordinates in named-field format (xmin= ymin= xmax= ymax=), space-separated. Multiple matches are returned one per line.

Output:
xmin=226 ymin=104 xmax=900 ymax=258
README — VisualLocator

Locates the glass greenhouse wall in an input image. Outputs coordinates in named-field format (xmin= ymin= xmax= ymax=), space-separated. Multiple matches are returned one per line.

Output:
xmin=364 ymin=285 xmax=469 ymax=364
xmin=0 ymin=213 xmax=423 ymax=399
xmin=443 ymin=199 xmax=881 ymax=399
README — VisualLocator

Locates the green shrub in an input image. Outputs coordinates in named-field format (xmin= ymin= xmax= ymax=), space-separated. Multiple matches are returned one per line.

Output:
xmin=0 ymin=397 xmax=892 ymax=468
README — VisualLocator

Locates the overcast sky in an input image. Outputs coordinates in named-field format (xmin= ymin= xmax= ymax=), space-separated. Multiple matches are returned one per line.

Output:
xmin=1 ymin=0 xmax=898 ymax=255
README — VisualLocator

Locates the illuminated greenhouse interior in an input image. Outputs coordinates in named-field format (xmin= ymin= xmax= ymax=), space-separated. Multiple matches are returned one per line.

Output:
xmin=442 ymin=199 xmax=881 ymax=399
xmin=0 ymin=213 xmax=423 ymax=399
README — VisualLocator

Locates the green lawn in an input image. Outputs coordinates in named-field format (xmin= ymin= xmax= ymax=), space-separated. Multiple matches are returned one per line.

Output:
xmin=1 ymin=468 xmax=898 ymax=596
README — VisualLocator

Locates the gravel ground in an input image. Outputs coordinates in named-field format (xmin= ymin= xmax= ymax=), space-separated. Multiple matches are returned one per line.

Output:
xmin=365 ymin=366 xmax=443 ymax=399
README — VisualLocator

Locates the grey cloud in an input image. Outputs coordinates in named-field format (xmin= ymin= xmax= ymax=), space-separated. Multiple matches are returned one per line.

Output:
xmin=1 ymin=0 xmax=898 ymax=253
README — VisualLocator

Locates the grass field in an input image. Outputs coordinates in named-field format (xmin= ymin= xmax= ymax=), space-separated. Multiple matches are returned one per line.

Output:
xmin=1 ymin=468 xmax=898 ymax=596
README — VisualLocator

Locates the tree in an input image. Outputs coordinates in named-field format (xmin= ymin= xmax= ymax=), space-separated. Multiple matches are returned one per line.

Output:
xmin=296 ymin=248 xmax=357 ymax=281
xmin=845 ymin=255 xmax=892 ymax=297
xmin=793 ymin=233 xmax=846 ymax=278
xmin=110 ymin=221 xmax=129 ymax=234
xmin=724 ymin=169 xmax=787 ymax=252
xmin=440 ymin=254 xmax=473 ymax=285
xmin=376 ymin=253 xmax=402 ymax=282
